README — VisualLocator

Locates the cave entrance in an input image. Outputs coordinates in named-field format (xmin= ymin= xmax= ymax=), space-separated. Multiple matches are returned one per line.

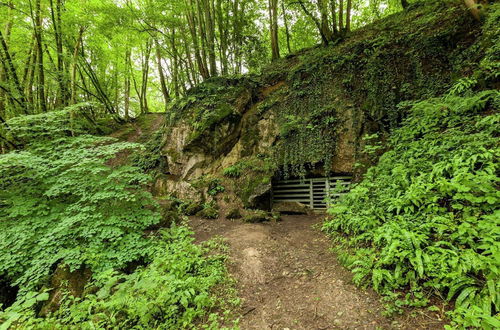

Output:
xmin=271 ymin=175 xmax=352 ymax=211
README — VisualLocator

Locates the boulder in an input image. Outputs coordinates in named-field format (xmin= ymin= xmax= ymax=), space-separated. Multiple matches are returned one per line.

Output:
xmin=272 ymin=201 xmax=312 ymax=215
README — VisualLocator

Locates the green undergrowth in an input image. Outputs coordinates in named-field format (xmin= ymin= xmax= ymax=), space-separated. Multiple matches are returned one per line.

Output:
xmin=323 ymin=90 xmax=500 ymax=328
xmin=0 ymin=226 xmax=239 ymax=329
xmin=0 ymin=107 xmax=237 ymax=328
xmin=0 ymin=109 xmax=160 ymax=293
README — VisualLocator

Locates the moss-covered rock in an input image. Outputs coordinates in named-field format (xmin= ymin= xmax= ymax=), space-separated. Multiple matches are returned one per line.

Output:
xmin=243 ymin=210 xmax=270 ymax=223
xmin=225 ymin=208 xmax=242 ymax=219
xmin=183 ymin=202 xmax=203 ymax=216
xmin=196 ymin=206 xmax=219 ymax=219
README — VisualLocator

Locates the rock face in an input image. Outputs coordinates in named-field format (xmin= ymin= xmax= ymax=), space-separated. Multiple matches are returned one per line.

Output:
xmin=150 ymin=1 xmax=479 ymax=213
xmin=39 ymin=264 xmax=92 ymax=316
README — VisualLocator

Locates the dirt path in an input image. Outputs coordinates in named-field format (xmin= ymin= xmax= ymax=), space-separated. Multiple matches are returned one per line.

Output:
xmin=110 ymin=113 xmax=165 ymax=143
xmin=190 ymin=215 xmax=445 ymax=330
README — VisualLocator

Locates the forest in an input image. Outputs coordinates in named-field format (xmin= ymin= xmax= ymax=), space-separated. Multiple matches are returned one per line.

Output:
xmin=0 ymin=0 xmax=498 ymax=329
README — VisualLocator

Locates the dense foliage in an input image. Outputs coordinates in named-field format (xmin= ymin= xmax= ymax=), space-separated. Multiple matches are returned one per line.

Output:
xmin=0 ymin=109 xmax=160 ymax=292
xmin=323 ymin=90 xmax=500 ymax=328
xmin=0 ymin=108 xmax=234 ymax=328
xmin=0 ymin=226 xmax=235 ymax=329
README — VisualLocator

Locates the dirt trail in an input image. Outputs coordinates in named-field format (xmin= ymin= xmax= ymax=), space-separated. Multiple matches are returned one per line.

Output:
xmin=110 ymin=113 xmax=165 ymax=143
xmin=190 ymin=215 xmax=445 ymax=330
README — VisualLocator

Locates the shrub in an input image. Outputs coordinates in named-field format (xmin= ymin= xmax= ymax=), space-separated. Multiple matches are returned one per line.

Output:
xmin=0 ymin=112 xmax=160 ymax=294
xmin=0 ymin=226 xmax=234 ymax=329
xmin=323 ymin=91 xmax=500 ymax=329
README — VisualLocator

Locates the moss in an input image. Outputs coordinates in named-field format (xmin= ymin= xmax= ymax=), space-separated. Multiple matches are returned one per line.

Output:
xmin=243 ymin=210 xmax=269 ymax=223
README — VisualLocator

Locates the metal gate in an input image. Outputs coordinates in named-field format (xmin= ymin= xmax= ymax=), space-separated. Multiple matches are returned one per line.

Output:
xmin=271 ymin=176 xmax=351 ymax=210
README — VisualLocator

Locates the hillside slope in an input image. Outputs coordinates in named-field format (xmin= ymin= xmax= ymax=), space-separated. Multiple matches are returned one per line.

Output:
xmin=145 ymin=0 xmax=487 ymax=216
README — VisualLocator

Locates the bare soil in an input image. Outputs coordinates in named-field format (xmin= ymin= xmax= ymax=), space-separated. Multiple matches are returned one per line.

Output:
xmin=190 ymin=215 xmax=446 ymax=330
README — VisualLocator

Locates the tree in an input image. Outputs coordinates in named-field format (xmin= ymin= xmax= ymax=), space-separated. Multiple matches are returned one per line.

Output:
xmin=269 ymin=0 xmax=280 ymax=60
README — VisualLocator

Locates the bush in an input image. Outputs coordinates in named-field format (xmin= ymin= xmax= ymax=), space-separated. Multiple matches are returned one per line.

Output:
xmin=0 ymin=113 xmax=160 ymax=294
xmin=322 ymin=91 xmax=500 ymax=328
xmin=0 ymin=226 xmax=234 ymax=329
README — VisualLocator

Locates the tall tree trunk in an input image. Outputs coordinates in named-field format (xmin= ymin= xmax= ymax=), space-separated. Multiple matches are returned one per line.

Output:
xmin=170 ymin=29 xmax=180 ymax=98
xmin=49 ymin=0 xmax=68 ymax=107
xmin=185 ymin=0 xmax=209 ymax=79
xmin=202 ymin=0 xmax=217 ymax=76
xmin=345 ymin=0 xmax=352 ymax=32
xmin=330 ymin=0 xmax=338 ymax=34
xmin=339 ymin=0 xmax=344 ymax=32
xmin=71 ymin=26 xmax=84 ymax=104
xmin=269 ymin=0 xmax=280 ymax=61
xmin=196 ymin=0 xmax=210 ymax=77
xmin=282 ymin=1 xmax=292 ymax=53
xmin=318 ymin=0 xmax=333 ymax=44
xmin=124 ymin=48 xmax=131 ymax=119
xmin=215 ymin=0 xmax=228 ymax=75
xmin=32 ymin=0 xmax=47 ymax=112
xmin=155 ymin=41 xmax=170 ymax=111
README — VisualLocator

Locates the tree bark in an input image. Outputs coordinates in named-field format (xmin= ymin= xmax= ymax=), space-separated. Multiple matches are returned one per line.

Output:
xmin=282 ymin=1 xmax=292 ymax=53
xmin=345 ymin=0 xmax=352 ymax=32
xmin=32 ymin=0 xmax=47 ymax=112
xmin=124 ymin=48 xmax=131 ymax=119
xmin=269 ymin=0 xmax=280 ymax=61
xmin=202 ymin=0 xmax=217 ymax=76
xmin=49 ymin=0 xmax=68 ymax=107
xmin=71 ymin=26 xmax=84 ymax=104
xmin=155 ymin=41 xmax=170 ymax=111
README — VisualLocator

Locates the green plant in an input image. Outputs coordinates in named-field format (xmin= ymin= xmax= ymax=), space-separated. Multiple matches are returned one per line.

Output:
xmin=208 ymin=179 xmax=226 ymax=196
xmin=323 ymin=91 xmax=500 ymax=329
xmin=0 ymin=226 xmax=235 ymax=329
xmin=223 ymin=165 xmax=243 ymax=178
xmin=0 ymin=111 xmax=161 ymax=295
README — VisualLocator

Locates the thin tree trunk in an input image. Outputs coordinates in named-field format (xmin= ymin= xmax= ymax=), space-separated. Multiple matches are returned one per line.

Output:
xmin=339 ymin=0 xmax=344 ymax=32
xmin=330 ymin=0 xmax=338 ymax=34
xmin=318 ymin=0 xmax=333 ymax=44
xmin=124 ymin=48 xmax=131 ymax=119
xmin=196 ymin=0 xmax=210 ymax=77
xmin=155 ymin=41 xmax=170 ymax=111
xmin=203 ymin=0 xmax=217 ymax=76
xmin=140 ymin=40 xmax=151 ymax=114
xmin=170 ymin=29 xmax=180 ymax=98
xmin=32 ymin=0 xmax=47 ymax=112
xmin=282 ymin=1 xmax=292 ymax=53
xmin=49 ymin=0 xmax=68 ymax=107
xmin=269 ymin=0 xmax=280 ymax=61
xmin=186 ymin=0 xmax=209 ymax=79
xmin=71 ymin=26 xmax=84 ymax=104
